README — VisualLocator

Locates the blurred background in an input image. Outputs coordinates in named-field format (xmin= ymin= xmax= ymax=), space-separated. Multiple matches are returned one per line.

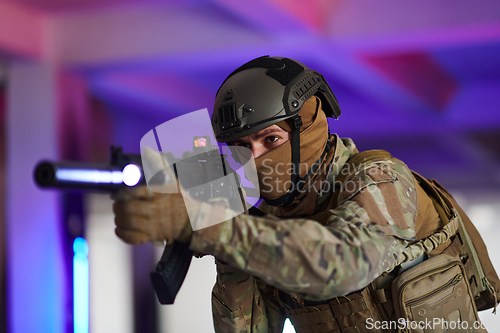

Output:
xmin=1 ymin=0 xmax=500 ymax=332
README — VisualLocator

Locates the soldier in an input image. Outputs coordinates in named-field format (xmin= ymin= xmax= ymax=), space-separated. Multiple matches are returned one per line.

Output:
xmin=112 ymin=56 xmax=452 ymax=332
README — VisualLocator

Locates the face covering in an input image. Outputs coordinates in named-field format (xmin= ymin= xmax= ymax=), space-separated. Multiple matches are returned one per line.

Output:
xmin=254 ymin=96 xmax=334 ymax=215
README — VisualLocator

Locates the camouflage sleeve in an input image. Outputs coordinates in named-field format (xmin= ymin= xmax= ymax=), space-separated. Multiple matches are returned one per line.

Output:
xmin=191 ymin=159 xmax=417 ymax=301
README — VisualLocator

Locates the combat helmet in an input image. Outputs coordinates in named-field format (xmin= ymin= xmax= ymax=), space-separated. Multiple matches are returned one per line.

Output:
xmin=212 ymin=56 xmax=341 ymax=206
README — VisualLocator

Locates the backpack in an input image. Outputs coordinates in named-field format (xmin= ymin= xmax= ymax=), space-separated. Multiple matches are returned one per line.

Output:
xmin=272 ymin=149 xmax=499 ymax=333
xmin=346 ymin=150 xmax=499 ymax=313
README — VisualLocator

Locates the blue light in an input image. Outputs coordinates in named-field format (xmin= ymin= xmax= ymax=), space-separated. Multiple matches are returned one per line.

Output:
xmin=57 ymin=169 xmax=123 ymax=184
xmin=73 ymin=237 xmax=89 ymax=333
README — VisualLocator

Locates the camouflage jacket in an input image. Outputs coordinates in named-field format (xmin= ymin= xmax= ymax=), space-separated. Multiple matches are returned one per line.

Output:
xmin=189 ymin=135 xmax=418 ymax=333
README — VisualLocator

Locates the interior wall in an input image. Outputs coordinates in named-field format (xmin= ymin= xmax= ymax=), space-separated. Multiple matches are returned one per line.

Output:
xmin=0 ymin=65 xmax=7 ymax=333
xmin=86 ymin=194 xmax=134 ymax=333
xmin=6 ymin=61 xmax=67 ymax=333
xmin=156 ymin=253 xmax=216 ymax=333
xmin=453 ymin=190 xmax=500 ymax=330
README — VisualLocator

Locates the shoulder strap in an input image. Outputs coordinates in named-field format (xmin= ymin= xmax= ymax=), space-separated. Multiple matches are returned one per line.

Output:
xmin=411 ymin=172 xmax=457 ymax=224
xmin=384 ymin=172 xmax=461 ymax=269
xmin=336 ymin=149 xmax=392 ymax=184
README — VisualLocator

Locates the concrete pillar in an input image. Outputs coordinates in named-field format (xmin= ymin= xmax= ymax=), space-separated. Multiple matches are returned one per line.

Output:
xmin=6 ymin=61 xmax=67 ymax=333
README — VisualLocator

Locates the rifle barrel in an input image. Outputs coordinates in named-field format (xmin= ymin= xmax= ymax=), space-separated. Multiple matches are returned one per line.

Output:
xmin=34 ymin=161 xmax=130 ymax=191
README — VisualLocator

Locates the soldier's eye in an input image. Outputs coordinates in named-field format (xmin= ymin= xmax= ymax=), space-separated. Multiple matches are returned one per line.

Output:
xmin=266 ymin=136 xmax=279 ymax=144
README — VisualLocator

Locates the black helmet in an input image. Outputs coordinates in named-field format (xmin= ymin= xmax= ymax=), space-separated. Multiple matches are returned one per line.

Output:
xmin=212 ymin=56 xmax=341 ymax=206
xmin=212 ymin=56 xmax=341 ymax=143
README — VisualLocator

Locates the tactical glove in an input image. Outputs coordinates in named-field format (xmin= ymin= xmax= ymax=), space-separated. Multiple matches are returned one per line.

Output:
xmin=112 ymin=184 xmax=201 ymax=245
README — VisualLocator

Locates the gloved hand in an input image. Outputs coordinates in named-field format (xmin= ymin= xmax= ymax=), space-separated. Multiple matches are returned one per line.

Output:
xmin=112 ymin=146 xmax=201 ymax=245
xmin=112 ymin=186 xmax=200 ymax=245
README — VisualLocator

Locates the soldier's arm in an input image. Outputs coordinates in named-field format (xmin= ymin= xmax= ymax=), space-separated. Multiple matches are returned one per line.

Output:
xmin=191 ymin=159 xmax=417 ymax=300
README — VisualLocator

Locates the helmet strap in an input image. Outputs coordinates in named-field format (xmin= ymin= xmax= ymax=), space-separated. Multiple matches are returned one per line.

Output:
xmin=263 ymin=116 xmax=303 ymax=207
xmin=263 ymin=116 xmax=334 ymax=207
xmin=289 ymin=115 xmax=303 ymax=198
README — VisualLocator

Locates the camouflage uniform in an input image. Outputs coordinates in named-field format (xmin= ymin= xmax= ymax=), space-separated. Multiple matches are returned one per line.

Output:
xmin=189 ymin=135 xmax=418 ymax=332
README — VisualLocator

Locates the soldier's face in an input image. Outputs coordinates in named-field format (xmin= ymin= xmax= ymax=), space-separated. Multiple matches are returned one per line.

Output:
xmin=232 ymin=125 xmax=291 ymax=158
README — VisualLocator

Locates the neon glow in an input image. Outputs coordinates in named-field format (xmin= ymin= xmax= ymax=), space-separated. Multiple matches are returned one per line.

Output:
xmin=56 ymin=169 xmax=123 ymax=184
xmin=122 ymin=164 xmax=142 ymax=186
xmin=73 ymin=237 xmax=89 ymax=333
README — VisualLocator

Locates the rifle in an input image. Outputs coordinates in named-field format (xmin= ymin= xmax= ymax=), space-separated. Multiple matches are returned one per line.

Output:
xmin=34 ymin=136 xmax=245 ymax=305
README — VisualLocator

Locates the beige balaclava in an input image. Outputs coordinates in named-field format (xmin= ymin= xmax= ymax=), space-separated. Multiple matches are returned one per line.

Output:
xmin=254 ymin=96 xmax=336 ymax=216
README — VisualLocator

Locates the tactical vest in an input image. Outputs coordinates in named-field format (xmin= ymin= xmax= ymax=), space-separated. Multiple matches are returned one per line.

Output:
xmin=275 ymin=150 xmax=499 ymax=333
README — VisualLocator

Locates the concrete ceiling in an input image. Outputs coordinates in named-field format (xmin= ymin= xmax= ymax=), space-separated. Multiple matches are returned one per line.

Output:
xmin=1 ymin=0 xmax=500 ymax=191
